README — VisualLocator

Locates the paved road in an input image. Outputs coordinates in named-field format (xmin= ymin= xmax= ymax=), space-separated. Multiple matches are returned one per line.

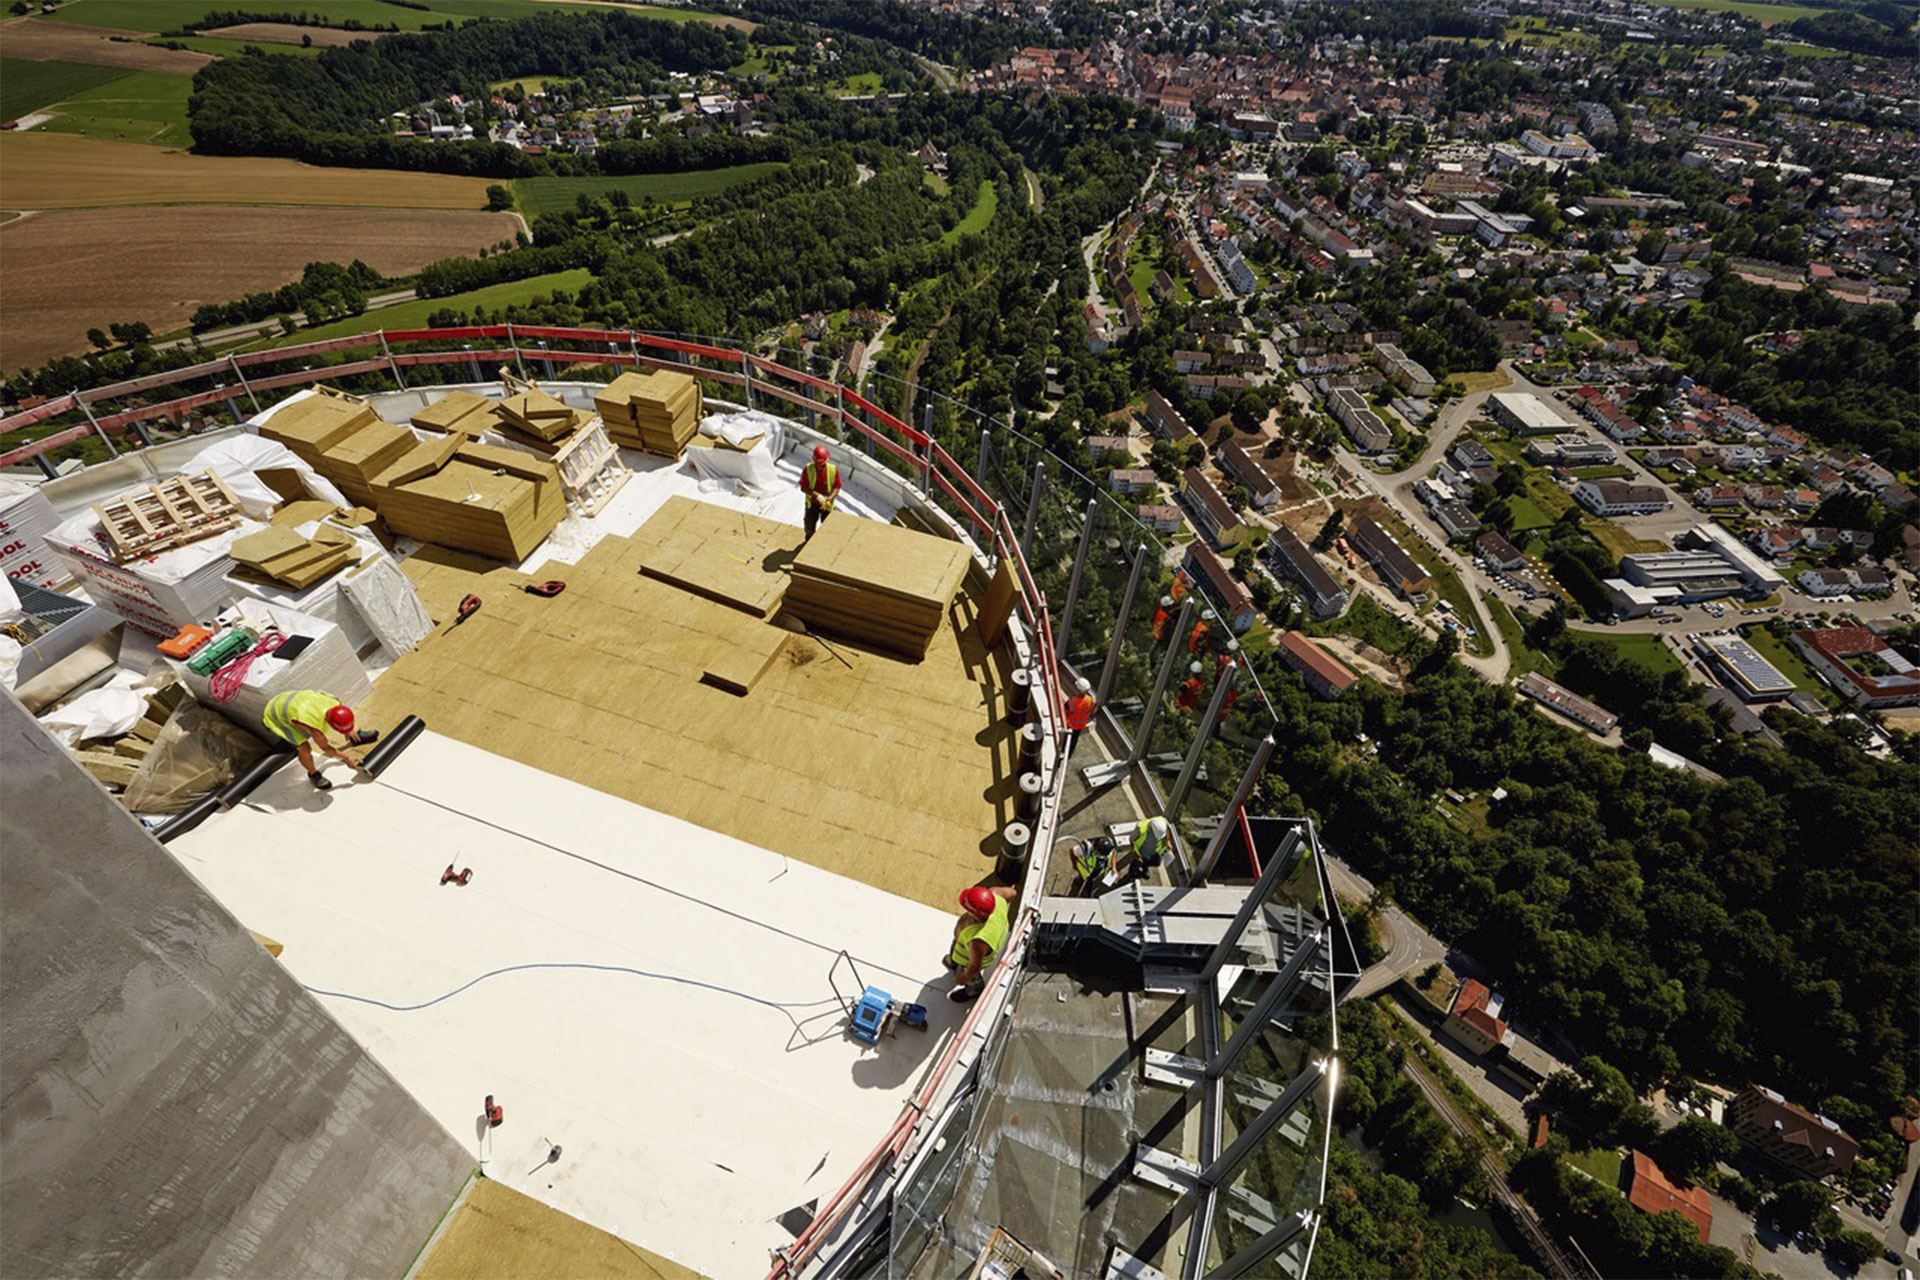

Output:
xmin=154 ymin=288 xmax=419 ymax=353
xmin=1321 ymin=849 xmax=1447 ymax=999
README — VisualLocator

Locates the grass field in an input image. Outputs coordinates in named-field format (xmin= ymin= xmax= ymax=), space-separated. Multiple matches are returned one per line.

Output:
xmin=1457 ymin=368 xmax=1513 ymax=394
xmin=1 ymin=204 xmax=519 ymax=366
xmin=0 ymin=57 xmax=128 ymax=121
xmin=1639 ymin=0 xmax=1823 ymax=21
xmin=41 ymin=70 xmax=193 ymax=147
xmin=829 ymin=71 xmax=885 ymax=95
xmin=1 ymin=132 xmax=499 ymax=207
xmin=1584 ymin=518 xmax=1666 ymax=560
xmin=248 ymin=268 xmax=595 ymax=349
xmin=1767 ymin=38 xmax=1847 ymax=56
xmin=152 ymin=34 xmax=330 ymax=58
xmin=942 ymin=179 xmax=998 ymax=245
xmin=1484 ymin=593 xmax=1556 ymax=678
xmin=512 ymin=163 xmax=785 ymax=215
xmin=921 ymin=169 xmax=950 ymax=196
xmin=2 ymin=18 xmax=212 ymax=73
xmin=1570 ymin=464 xmax=1635 ymax=480
xmin=1566 ymin=1148 xmax=1624 ymax=1187
xmin=1506 ymin=495 xmax=1556 ymax=532
xmin=1580 ymin=630 xmax=1682 ymax=677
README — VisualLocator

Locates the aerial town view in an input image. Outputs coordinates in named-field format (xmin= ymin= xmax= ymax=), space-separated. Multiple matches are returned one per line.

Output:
xmin=0 ymin=0 xmax=1914 ymax=1277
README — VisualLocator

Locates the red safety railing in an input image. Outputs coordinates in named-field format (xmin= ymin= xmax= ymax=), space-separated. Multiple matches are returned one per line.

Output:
xmin=4 ymin=324 xmax=1079 ymax=1275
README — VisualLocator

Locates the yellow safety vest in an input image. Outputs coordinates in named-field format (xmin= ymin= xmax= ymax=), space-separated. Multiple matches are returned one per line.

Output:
xmin=1132 ymin=820 xmax=1164 ymax=861
xmin=950 ymin=896 xmax=1011 ymax=968
xmin=802 ymin=460 xmax=839 ymax=510
xmin=1073 ymin=840 xmax=1112 ymax=882
xmin=263 ymin=689 xmax=340 ymax=745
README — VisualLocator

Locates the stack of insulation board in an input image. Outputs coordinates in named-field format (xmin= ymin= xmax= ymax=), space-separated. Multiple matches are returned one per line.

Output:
xmin=227 ymin=525 xmax=360 ymax=590
xmin=629 ymin=495 xmax=800 ymax=618
xmin=410 ymin=390 xmax=495 ymax=436
xmin=68 ymin=682 xmax=189 ymax=792
xmin=0 ymin=478 xmax=70 ymax=589
xmin=784 ymin=516 xmax=970 ymax=661
xmin=493 ymin=384 xmax=590 ymax=451
xmin=370 ymin=441 xmax=564 ymax=563
xmin=314 ymin=420 xmax=415 ymax=508
xmin=255 ymin=387 xmax=379 ymax=470
xmin=594 ymin=370 xmax=701 ymax=457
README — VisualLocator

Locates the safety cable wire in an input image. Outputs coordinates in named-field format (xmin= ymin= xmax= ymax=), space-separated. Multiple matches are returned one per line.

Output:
xmin=303 ymin=962 xmax=844 ymax=1031
xmin=366 ymin=775 xmax=925 ymax=985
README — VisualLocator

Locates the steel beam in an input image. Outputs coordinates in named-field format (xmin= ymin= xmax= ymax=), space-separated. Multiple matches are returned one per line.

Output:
xmin=1055 ymin=499 xmax=1099 ymax=661
xmin=1199 ymin=829 xmax=1302 ymax=984
xmin=1169 ymin=661 xmax=1237 ymax=816
xmin=1096 ymin=544 xmax=1149 ymax=705
xmin=1196 ymin=735 xmax=1276 ymax=882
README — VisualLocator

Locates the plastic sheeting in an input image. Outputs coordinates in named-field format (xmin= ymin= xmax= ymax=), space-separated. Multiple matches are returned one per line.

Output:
xmin=338 ymin=554 xmax=433 ymax=658
xmin=37 ymin=673 xmax=147 ymax=746
xmin=121 ymin=696 xmax=269 ymax=814
xmin=187 ymin=432 xmax=350 ymax=516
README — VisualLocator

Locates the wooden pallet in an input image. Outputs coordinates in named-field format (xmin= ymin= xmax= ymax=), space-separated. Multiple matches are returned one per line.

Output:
xmin=94 ymin=470 xmax=243 ymax=562
xmin=552 ymin=419 xmax=629 ymax=517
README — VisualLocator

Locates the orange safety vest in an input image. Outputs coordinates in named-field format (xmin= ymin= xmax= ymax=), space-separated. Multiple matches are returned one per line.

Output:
xmin=1152 ymin=606 xmax=1170 ymax=641
xmin=1065 ymin=693 xmax=1096 ymax=731
xmin=1177 ymin=677 xmax=1204 ymax=710
xmin=1189 ymin=621 xmax=1210 ymax=654
xmin=802 ymin=460 xmax=840 ymax=510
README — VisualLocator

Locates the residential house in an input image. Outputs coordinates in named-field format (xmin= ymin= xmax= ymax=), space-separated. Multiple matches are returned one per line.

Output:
xmin=1477 ymin=532 xmax=1528 ymax=572
xmin=1109 ymin=468 xmax=1159 ymax=497
xmin=1137 ymin=503 xmax=1182 ymax=534
xmin=1625 ymin=1153 xmax=1713 ymax=1243
xmin=1442 ymin=979 xmax=1506 ymax=1056
xmin=1184 ymin=541 xmax=1255 ymax=634
xmin=1791 ymin=629 xmax=1920 ymax=709
xmin=1218 ymin=441 xmax=1284 ymax=510
xmin=1277 ymin=631 xmax=1357 ymax=699
xmin=1518 ymin=672 xmax=1619 ymax=734
xmin=1349 ymin=515 xmax=1430 ymax=601
xmin=1434 ymin=501 xmax=1482 ymax=540
xmin=1181 ymin=467 xmax=1245 ymax=549
xmin=1142 ymin=390 xmax=1199 ymax=446
xmin=1726 ymin=1086 xmax=1859 ymax=1179
xmin=1573 ymin=479 xmax=1669 ymax=517
xmin=1265 ymin=527 xmax=1348 ymax=620
xmin=1375 ymin=343 xmax=1435 ymax=396
xmin=1330 ymin=388 xmax=1391 ymax=454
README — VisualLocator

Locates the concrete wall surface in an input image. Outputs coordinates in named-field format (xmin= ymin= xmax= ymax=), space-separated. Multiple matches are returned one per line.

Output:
xmin=0 ymin=692 xmax=473 ymax=1277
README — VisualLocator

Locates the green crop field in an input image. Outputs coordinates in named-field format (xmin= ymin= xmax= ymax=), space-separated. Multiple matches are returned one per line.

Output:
xmin=0 ymin=58 xmax=129 ymax=121
xmin=244 ymin=268 xmax=595 ymax=350
xmin=1639 ymin=0 xmax=1824 ymax=24
xmin=513 ymin=163 xmax=785 ymax=215
xmin=942 ymin=179 xmax=998 ymax=245
xmin=42 ymin=71 xmax=194 ymax=147
xmin=48 ymin=0 xmax=633 ymax=32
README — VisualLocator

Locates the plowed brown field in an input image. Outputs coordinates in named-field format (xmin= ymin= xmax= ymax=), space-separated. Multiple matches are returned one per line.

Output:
xmin=0 ymin=18 xmax=211 ymax=72
xmin=0 ymin=206 xmax=521 ymax=367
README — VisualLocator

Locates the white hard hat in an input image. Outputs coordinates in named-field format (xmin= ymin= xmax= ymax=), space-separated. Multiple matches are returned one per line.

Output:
xmin=1160 ymin=595 xmax=1174 ymax=606
xmin=1149 ymin=817 xmax=1169 ymax=837
xmin=1076 ymin=676 xmax=1092 ymax=693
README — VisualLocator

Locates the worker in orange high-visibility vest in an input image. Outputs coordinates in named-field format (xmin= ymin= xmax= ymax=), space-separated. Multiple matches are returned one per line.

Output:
xmin=1063 ymin=675 xmax=1096 ymax=757
xmin=1152 ymin=595 xmax=1172 ymax=643
xmin=1176 ymin=666 xmax=1205 ymax=710
xmin=1188 ymin=618 xmax=1211 ymax=655
xmin=1170 ymin=572 xmax=1189 ymax=601
xmin=800 ymin=444 xmax=841 ymax=540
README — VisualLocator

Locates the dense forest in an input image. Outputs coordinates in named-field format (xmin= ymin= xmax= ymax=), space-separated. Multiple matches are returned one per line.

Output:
xmin=740 ymin=0 xmax=1039 ymax=71
xmin=186 ymin=11 xmax=749 ymax=175
xmin=1242 ymin=642 xmax=1919 ymax=1128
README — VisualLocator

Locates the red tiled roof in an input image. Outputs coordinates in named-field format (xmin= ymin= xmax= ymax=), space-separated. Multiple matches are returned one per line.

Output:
xmin=1628 ymin=1152 xmax=1712 ymax=1242
xmin=1449 ymin=978 xmax=1507 ymax=1041
xmin=1278 ymin=632 xmax=1356 ymax=692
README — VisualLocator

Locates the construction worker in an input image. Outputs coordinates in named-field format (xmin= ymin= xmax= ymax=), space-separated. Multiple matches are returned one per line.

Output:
xmin=1188 ymin=617 xmax=1212 ymax=655
xmin=946 ymin=884 xmax=1016 ymax=1003
xmin=263 ymin=689 xmax=375 ymax=790
xmin=800 ymin=444 xmax=841 ymax=540
xmin=1177 ymin=662 xmax=1206 ymax=710
xmin=1152 ymin=595 xmax=1172 ymax=643
xmin=1063 ymin=675 xmax=1096 ymax=756
xmin=1130 ymin=816 xmax=1172 ymax=871
xmin=1070 ymin=834 xmax=1121 ymax=895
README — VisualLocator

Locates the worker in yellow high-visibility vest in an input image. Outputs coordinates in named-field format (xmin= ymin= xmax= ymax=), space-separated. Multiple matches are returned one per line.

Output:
xmin=262 ymin=689 xmax=374 ymax=790
xmin=945 ymin=885 xmax=1015 ymax=1003
xmin=800 ymin=444 xmax=842 ymax=540
xmin=1131 ymin=816 xmax=1172 ymax=870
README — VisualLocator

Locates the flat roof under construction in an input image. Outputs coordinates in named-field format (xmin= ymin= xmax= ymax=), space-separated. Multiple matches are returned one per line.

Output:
xmin=170 ymin=729 xmax=965 ymax=1279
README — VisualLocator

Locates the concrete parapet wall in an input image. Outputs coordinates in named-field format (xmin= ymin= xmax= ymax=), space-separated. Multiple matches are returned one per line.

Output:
xmin=0 ymin=692 xmax=472 ymax=1277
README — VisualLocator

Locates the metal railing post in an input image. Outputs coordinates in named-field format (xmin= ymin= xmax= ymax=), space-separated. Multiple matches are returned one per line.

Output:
xmin=1199 ymin=829 xmax=1301 ymax=984
xmin=1169 ymin=661 xmax=1237 ymax=817
xmin=226 ymin=355 xmax=261 ymax=414
xmin=1207 ymin=927 xmax=1323 ymax=1078
xmin=1199 ymin=1057 xmax=1327 ymax=1188
xmin=73 ymin=393 xmax=118 ymax=457
xmin=1020 ymin=460 xmax=1045 ymax=560
xmin=463 ymin=343 xmax=481 ymax=385
xmin=1127 ymin=597 xmax=1194 ymax=767
xmin=378 ymin=332 xmax=407 ymax=390
xmin=976 ymin=426 xmax=991 ymax=493
xmin=539 ymin=339 xmax=555 ymax=380
xmin=1096 ymin=544 xmax=1149 ymax=704
xmin=507 ymin=323 xmax=526 ymax=379
xmin=742 ymin=350 xmax=755 ymax=410
xmin=1196 ymin=735 xmax=1276 ymax=882
xmin=1055 ymin=499 xmax=1099 ymax=658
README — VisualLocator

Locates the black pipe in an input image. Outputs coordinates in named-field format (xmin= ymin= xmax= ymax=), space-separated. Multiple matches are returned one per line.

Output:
xmin=153 ymin=797 xmax=220 ymax=845
xmin=217 ymin=748 xmax=296 ymax=810
xmin=361 ymin=715 xmax=426 ymax=779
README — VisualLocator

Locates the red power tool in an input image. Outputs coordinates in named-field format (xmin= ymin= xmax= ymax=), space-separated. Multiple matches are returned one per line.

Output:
xmin=448 ymin=594 xmax=481 ymax=630
xmin=524 ymin=580 xmax=566 ymax=598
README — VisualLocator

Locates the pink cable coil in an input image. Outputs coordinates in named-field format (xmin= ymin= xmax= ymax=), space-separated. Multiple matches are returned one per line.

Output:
xmin=207 ymin=629 xmax=284 ymax=704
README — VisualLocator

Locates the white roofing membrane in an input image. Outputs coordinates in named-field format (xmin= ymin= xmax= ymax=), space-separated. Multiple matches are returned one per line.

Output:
xmin=169 ymin=731 xmax=963 ymax=1278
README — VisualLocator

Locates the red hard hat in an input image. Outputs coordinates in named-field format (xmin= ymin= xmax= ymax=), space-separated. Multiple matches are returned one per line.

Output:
xmin=325 ymin=704 xmax=356 ymax=734
xmin=813 ymin=445 xmax=830 ymax=464
xmin=961 ymin=886 xmax=997 ymax=918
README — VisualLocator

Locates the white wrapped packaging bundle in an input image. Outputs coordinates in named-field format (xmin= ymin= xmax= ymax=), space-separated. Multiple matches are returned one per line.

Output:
xmin=169 ymin=602 xmax=371 ymax=743
xmin=0 ymin=477 xmax=68 ymax=589
xmin=45 ymin=510 xmax=265 ymax=637
xmin=186 ymin=433 xmax=350 ymax=516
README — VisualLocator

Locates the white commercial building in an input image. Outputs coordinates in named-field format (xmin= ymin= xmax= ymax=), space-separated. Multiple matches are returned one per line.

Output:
xmin=1487 ymin=392 xmax=1576 ymax=436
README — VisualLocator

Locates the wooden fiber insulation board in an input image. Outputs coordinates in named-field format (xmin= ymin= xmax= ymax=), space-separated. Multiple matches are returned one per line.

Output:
xmin=377 ymin=459 xmax=563 ymax=563
xmin=319 ymin=421 xmax=415 ymax=492
xmin=410 ymin=390 xmax=494 ymax=436
xmin=257 ymin=390 xmax=377 ymax=466
xmin=229 ymin=524 xmax=358 ymax=588
xmin=269 ymin=499 xmax=340 ymax=529
xmin=790 ymin=516 xmax=970 ymax=612
xmin=495 ymin=390 xmax=580 ymax=442
xmin=629 ymin=495 xmax=800 ymax=618
xmin=372 ymin=432 xmax=463 ymax=489
xmin=415 ymin=1177 xmax=702 ymax=1280
xmin=700 ymin=628 xmax=790 ymax=696
xmin=366 ymin=527 xmax=1019 ymax=910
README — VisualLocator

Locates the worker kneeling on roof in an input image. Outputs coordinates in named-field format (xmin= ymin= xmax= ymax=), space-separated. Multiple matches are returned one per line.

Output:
xmin=800 ymin=444 xmax=841 ymax=540
xmin=1131 ymin=816 xmax=1172 ymax=869
xmin=1070 ymin=834 xmax=1122 ymax=896
xmin=263 ymin=689 xmax=375 ymax=791
xmin=945 ymin=885 xmax=1015 ymax=1004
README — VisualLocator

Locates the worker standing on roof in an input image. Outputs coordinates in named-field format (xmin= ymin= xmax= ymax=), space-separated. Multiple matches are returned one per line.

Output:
xmin=262 ymin=689 xmax=375 ymax=790
xmin=1130 ymin=816 xmax=1172 ymax=871
xmin=800 ymin=444 xmax=841 ymax=540
xmin=1070 ymin=834 xmax=1128 ymax=895
xmin=1189 ymin=618 xmax=1211 ymax=655
xmin=1063 ymin=675 xmax=1096 ymax=756
xmin=1152 ymin=595 xmax=1173 ymax=643
xmin=1177 ymin=664 xmax=1206 ymax=710
xmin=946 ymin=885 xmax=1016 ymax=1003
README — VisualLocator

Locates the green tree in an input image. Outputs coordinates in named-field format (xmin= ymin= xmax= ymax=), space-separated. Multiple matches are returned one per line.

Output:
xmin=1762 ymin=1181 xmax=1838 ymax=1238
xmin=485 ymin=184 xmax=515 ymax=211
xmin=1650 ymin=1117 xmax=1738 ymax=1181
